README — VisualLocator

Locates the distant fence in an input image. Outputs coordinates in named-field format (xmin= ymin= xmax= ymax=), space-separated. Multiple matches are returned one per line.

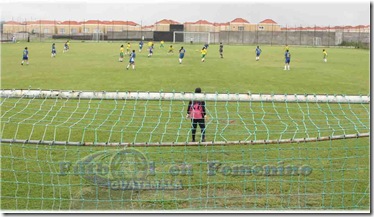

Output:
xmin=220 ymin=31 xmax=338 ymax=46
xmin=2 ymin=30 xmax=370 ymax=47
xmin=107 ymin=31 xmax=153 ymax=41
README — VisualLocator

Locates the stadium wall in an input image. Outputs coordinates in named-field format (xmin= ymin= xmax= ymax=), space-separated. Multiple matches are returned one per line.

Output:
xmin=341 ymin=32 xmax=370 ymax=44
xmin=3 ymin=30 xmax=369 ymax=47
xmin=219 ymin=31 xmax=338 ymax=46
xmin=107 ymin=31 xmax=153 ymax=40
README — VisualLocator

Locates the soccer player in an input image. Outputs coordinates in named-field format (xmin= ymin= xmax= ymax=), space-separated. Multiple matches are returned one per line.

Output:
xmin=139 ymin=41 xmax=143 ymax=52
xmin=126 ymin=50 xmax=136 ymax=70
xmin=126 ymin=42 xmax=131 ymax=55
xmin=160 ymin=40 xmax=164 ymax=48
xmin=219 ymin=42 xmax=223 ymax=58
xmin=148 ymin=44 xmax=154 ymax=57
xmin=201 ymin=47 xmax=207 ymax=62
xmin=323 ymin=49 xmax=328 ymax=62
xmin=255 ymin=46 xmax=262 ymax=61
xmin=284 ymin=49 xmax=291 ymax=70
xmin=51 ymin=43 xmax=56 ymax=57
xmin=179 ymin=46 xmax=186 ymax=64
xmin=284 ymin=44 xmax=289 ymax=51
xmin=63 ymin=41 xmax=69 ymax=53
xmin=186 ymin=87 xmax=207 ymax=142
xmin=119 ymin=45 xmax=124 ymax=62
xmin=168 ymin=45 xmax=174 ymax=54
xmin=21 ymin=47 xmax=29 ymax=65
xmin=147 ymin=41 xmax=153 ymax=49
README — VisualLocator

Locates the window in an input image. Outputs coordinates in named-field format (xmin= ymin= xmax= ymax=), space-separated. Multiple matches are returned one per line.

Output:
xmin=84 ymin=28 xmax=89 ymax=33
xmin=71 ymin=28 xmax=77 ymax=34
xmin=60 ymin=28 xmax=65 ymax=34
xmin=258 ymin=26 xmax=265 ymax=30
xmin=43 ymin=28 xmax=49 ymax=34
xmin=238 ymin=26 xmax=244 ymax=31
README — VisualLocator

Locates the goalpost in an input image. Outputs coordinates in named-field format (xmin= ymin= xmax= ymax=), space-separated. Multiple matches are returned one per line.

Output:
xmin=92 ymin=32 xmax=105 ymax=42
xmin=0 ymin=89 xmax=370 ymax=210
xmin=173 ymin=31 xmax=211 ymax=44
xmin=313 ymin=37 xmax=322 ymax=46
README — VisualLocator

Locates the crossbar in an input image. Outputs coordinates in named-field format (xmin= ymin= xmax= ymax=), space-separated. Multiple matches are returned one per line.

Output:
xmin=0 ymin=89 xmax=370 ymax=104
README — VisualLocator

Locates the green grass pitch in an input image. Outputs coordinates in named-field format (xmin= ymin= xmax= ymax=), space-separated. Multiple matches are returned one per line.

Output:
xmin=1 ymin=41 xmax=369 ymax=94
xmin=0 ymin=41 xmax=370 ymax=211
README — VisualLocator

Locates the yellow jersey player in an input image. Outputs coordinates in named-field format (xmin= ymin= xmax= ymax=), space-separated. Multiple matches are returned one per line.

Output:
xmin=168 ymin=45 xmax=174 ymax=54
xmin=323 ymin=49 xmax=328 ymax=62
xmin=126 ymin=43 xmax=131 ymax=55
xmin=160 ymin=40 xmax=164 ymax=48
xmin=201 ymin=47 xmax=207 ymax=62
xmin=148 ymin=41 xmax=153 ymax=49
xmin=119 ymin=45 xmax=124 ymax=62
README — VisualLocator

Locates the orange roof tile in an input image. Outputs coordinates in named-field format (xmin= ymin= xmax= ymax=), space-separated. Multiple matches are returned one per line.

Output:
xmin=156 ymin=19 xmax=180 ymax=24
xmin=259 ymin=19 xmax=277 ymax=24
xmin=193 ymin=20 xmax=213 ymax=25
xmin=60 ymin=21 xmax=80 ymax=25
xmin=82 ymin=20 xmax=102 ymax=24
xmin=4 ymin=21 xmax=22 ymax=25
xmin=101 ymin=21 xmax=112 ymax=25
xmin=230 ymin=18 xmax=249 ymax=23
xmin=81 ymin=20 xmax=138 ymax=26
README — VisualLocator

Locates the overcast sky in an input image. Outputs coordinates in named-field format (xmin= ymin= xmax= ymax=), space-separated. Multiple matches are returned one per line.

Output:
xmin=0 ymin=0 xmax=371 ymax=26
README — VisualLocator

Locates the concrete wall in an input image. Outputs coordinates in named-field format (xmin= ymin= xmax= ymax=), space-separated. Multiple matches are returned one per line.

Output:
xmin=217 ymin=31 xmax=369 ymax=46
xmin=107 ymin=31 xmax=153 ymax=40
xmin=341 ymin=32 xmax=370 ymax=44
xmin=3 ymin=29 xmax=368 ymax=46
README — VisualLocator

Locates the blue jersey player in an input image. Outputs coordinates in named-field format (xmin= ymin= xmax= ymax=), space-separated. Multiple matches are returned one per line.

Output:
xmin=148 ymin=44 xmax=154 ymax=57
xmin=219 ymin=42 xmax=223 ymax=58
xmin=255 ymin=46 xmax=262 ymax=61
xmin=63 ymin=41 xmax=69 ymax=53
xmin=51 ymin=43 xmax=56 ymax=57
xmin=179 ymin=46 xmax=186 ymax=64
xmin=139 ymin=41 xmax=143 ymax=52
xmin=126 ymin=50 xmax=136 ymax=70
xmin=21 ymin=47 xmax=29 ymax=65
xmin=284 ymin=50 xmax=291 ymax=70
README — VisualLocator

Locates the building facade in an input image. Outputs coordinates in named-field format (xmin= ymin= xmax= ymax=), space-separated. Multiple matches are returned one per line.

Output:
xmin=2 ymin=19 xmax=370 ymax=35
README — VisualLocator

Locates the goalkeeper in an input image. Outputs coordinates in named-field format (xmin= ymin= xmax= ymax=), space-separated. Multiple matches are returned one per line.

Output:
xmin=186 ymin=88 xmax=207 ymax=142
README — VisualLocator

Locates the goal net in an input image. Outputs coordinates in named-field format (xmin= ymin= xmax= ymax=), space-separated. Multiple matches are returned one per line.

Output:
xmin=0 ymin=89 xmax=370 ymax=211
xmin=313 ymin=37 xmax=322 ymax=46
xmin=92 ymin=32 xmax=105 ymax=42
xmin=173 ymin=31 xmax=211 ymax=44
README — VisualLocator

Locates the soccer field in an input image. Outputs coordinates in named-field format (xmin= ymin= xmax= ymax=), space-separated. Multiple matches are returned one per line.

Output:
xmin=0 ymin=41 xmax=370 ymax=211
xmin=1 ymin=41 xmax=370 ymax=94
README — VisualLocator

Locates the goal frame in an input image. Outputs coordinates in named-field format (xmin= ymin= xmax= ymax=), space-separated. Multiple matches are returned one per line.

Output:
xmin=173 ymin=31 xmax=211 ymax=44
xmin=1 ymin=89 xmax=369 ymax=147
xmin=1 ymin=89 xmax=369 ymax=103
xmin=92 ymin=32 xmax=105 ymax=42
